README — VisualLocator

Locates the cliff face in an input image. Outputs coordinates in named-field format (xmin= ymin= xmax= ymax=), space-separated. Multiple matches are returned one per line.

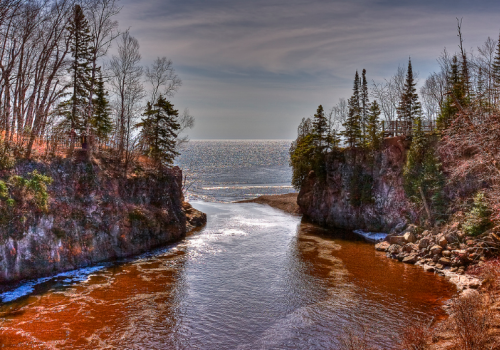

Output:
xmin=0 ymin=152 xmax=188 ymax=283
xmin=298 ymin=137 xmax=417 ymax=232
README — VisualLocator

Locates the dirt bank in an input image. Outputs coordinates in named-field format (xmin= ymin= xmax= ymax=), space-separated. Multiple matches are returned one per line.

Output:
xmin=237 ymin=193 xmax=300 ymax=215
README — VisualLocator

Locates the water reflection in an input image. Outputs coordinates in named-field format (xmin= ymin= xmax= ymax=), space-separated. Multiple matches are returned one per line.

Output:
xmin=0 ymin=202 xmax=455 ymax=349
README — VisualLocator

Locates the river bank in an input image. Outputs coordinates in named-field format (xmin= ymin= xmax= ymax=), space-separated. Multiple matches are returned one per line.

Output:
xmin=237 ymin=193 xmax=300 ymax=215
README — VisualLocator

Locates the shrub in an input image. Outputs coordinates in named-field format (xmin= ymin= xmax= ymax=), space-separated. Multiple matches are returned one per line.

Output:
xmin=463 ymin=191 xmax=492 ymax=236
xmin=397 ymin=319 xmax=432 ymax=350
xmin=448 ymin=292 xmax=493 ymax=350
xmin=7 ymin=170 xmax=53 ymax=212
xmin=0 ymin=137 xmax=15 ymax=170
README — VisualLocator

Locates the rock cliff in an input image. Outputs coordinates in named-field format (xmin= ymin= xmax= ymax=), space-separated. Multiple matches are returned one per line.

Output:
xmin=298 ymin=137 xmax=417 ymax=232
xmin=0 ymin=151 xmax=201 ymax=283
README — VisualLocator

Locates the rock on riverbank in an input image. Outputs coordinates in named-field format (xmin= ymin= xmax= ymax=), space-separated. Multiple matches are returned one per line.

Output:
xmin=237 ymin=193 xmax=300 ymax=215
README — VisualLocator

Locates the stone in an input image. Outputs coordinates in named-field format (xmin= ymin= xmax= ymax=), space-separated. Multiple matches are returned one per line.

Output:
xmin=418 ymin=237 xmax=430 ymax=249
xmin=387 ymin=244 xmax=401 ymax=255
xmin=438 ymin=257 xmax=451 ymax=266
xmin=404 ymin=224 xmax=418 ymax=234
xmin=435 ymin=263 xmax=444 ymax=270
xmin=375 ymin=241 xmax=390 ymax=252
xmin=438 ymin=236 xmax=448 ymax=248
xmin=424 ymin=265 xmax=435 ymax=272
xmin=403 ymin=231 xmax=417 ymax=243
xmin=445 ymin=233 xmax=458 ymax=243
xmin=430 ymin=245 xmax=443 ymax=256
xmin=421 ymin=230 xmax=430 ymax=236
xmin=393 ymin=222 xmax=407 ymax=234
xmin=450 ymin=267 xmax=458 ymax=273
xmin=442 ymin=250 xmax=451 ymax=257
xmin=389 ymin=236 xmax=406 ymax=246
xmin=402 ymin=255 xmax=418 ymax=264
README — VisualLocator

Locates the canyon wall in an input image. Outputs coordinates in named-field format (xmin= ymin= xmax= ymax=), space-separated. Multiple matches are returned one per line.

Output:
xmin=0 ymin=151 xmax=192 ymax=283
xmin=298 ymin=137 xmax=417 ymax=232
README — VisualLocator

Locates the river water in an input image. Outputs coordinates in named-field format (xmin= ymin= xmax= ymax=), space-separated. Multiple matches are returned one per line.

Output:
xmin=0 ymin=140 xmax=455 ymax=349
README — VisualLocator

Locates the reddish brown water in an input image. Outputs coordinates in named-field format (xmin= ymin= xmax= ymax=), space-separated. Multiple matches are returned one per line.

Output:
xmin=0 ymin=201 xmax=455 ymax=349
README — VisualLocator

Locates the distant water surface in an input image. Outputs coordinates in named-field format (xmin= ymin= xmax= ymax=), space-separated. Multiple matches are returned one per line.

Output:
xmin=176 ymin=140 xmax=294 ymax=202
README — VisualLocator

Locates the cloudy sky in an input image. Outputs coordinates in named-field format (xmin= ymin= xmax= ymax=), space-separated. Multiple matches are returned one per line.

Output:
xmin=117 ymin=0 xmax=500 ymax=140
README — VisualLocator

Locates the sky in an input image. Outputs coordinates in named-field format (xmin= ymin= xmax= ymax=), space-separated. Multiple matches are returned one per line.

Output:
xmin=117 ymin=0 xmax=500 ymax=140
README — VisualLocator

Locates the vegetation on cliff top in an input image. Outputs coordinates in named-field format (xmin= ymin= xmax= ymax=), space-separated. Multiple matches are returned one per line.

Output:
xmin=290 ymin=21 xmax=500 ymax=236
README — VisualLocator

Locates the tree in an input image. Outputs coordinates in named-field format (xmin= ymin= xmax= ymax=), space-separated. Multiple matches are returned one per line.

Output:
xmin=312 ymin=105 xmax=328 ymax=151
xmin=289 ymin=118 xmax=314 ymax=190
xmin=366 ymin=100 xmax=382 ymax=149
xmin=145 ymin=56 xmax=182 ymax=104
xmin=91 ymin=71 xmax=113 ymax=141
xmin=66 ymin=4 xmax=94 ymax=155
xmin=109 ymin=31 xmax=144 ymax=168
xmin=360 ymin=68 xmax=369 ymax=142
xmin=343 ymin=71 xmax=362 ymax=147
xmin=397 ymin=58 xmax=422 ymax=134
xmin=492 ymin=33 xmax=500 ymax=103
xmin=138 ymin=95 xmax=180 ymax=167
xmin=437 ymin=55 xmax=465 ymax=129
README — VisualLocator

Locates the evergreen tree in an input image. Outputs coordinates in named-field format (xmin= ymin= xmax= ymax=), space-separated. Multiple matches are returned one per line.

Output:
xmin=366 ymin=100 xmax=382 ymax=149
xmin=437 ymin=56 xmax=465 ymax=129
xmin=360 ymin=69 xmax=369 ymax=143
xmin=397 ymin=58 xmax=422 ymax=134
xmin=138 ymin=95 xmax=180 ymax=167
xmin=403 ymin=117 xmax=445 ymax=220
xmin=91 ymin=71 xmax=113 ymax=141
xmin=289 ymin=118 xmax=314 ymax=190
xmin=312 ymin=105 xmax=328 ymax=151
xmin=342 ymin=71 xmax=362 ymax=147
xmin=56 ymin=4 xmax=94 ymax=154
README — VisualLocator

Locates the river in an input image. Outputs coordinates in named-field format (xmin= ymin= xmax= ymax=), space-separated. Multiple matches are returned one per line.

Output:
xmin=0 ymin=140 xmax=455 ymax=349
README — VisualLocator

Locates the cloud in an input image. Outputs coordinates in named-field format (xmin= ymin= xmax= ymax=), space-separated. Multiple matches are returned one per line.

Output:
xmin=116 ymin=0 xmax=500 ymax=139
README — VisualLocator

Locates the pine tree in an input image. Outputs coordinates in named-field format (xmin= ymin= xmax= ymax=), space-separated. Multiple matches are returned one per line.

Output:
xmin=360 ymin=69 xmax=369 ymax=143
xmin=91 ymin=71 xmax=113 ymax=141
xmin=57 ymin=4 xmax=94 ymax=154
xmin=342 ymin=71 xmax=362 ymax=147
xmin=366 ymin=100 xmax=382 ymax=149
xmin=397 ymin=58 xmax=422 ymax=134
xmin=437 ymin=56 xmax=465 ymax=129
xmin=312 ymin=105 xmax=328 ymax=151
xmin=138 ymin=95 xmax=180 ymax=167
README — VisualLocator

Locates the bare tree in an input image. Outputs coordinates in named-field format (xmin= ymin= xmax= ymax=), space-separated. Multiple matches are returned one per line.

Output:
xmin=145 ymin=56 xmax=181 ymax=104
xmin=371 ymin=66 xmax=411 ymax=123
xmin=420 ymin=71 xmax=447 ymax=122
xmin=109 ymin=31 xmax=144 ymax=169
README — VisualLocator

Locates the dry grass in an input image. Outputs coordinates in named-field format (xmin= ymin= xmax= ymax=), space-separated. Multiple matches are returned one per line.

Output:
xmin=397 ymin=319 xmax=432 ymax=350
xmin=338 ymin=325 xmax=379 ymax=350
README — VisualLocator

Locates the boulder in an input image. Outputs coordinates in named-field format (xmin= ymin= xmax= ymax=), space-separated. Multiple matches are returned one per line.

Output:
xmin=424 ymin=265 xmax=435 ymax=272
xmin=421 ymin=230 xmax=430 ymax=236
xmin=390 ymin=222 xmax=407 ymax=235
xmin=419 ymin=237 xmax=430 ymax=249
xmin=387 ymin=244 xmax=401 ymax=255
xmin=445 ymin=233 xmax=458 ymax=244
xmin=438 ymin=236 xmax=448 ymax=248
xmin=442 ymin=250 xmax=451 ymax=257
xmin=403 ymin=231 xmax=417 ymax=243
xmin=430 ymin=245 xmax=443 ymax=256
xmin=389 ymin=236 xmax=406 ymax=246
xmin=375 ymin=241 xmax=390 ymax=252
xmin=402 ymin=255 xmax=418 ymax=264
xmin=438 ymin=257 xmax=452 ymax=266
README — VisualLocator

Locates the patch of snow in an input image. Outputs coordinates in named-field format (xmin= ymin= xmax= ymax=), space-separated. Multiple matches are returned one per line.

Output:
xmin=353 ymin=229 xmax=387 ymax=242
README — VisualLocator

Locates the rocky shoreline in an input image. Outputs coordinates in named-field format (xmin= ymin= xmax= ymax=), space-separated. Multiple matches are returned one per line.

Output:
xmin=373 ymin=223 xmax=500 ymax=292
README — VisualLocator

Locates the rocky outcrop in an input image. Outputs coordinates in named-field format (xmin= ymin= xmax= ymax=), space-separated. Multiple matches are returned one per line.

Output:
xmin=183 ymin=201 xmax=207 ymax=231
xmin=298 ymin=137 xmax=415 ymax=232
xmin=0 ymin=152 xmax=198 ymax=283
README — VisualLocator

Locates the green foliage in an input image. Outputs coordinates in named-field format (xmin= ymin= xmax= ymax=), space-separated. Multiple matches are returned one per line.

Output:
xmin=366 ymin=100 xmax=382 ymax=150
xmin=463 ymin=192 xmax=492 ymax=236
xmin=437 ymin=56 xmax=467 ymax=129
xmin=56 ymin=4 xmax=94 ymax=134
xmin=349 ymin=165 xmax=374 ymax=207
xmin=397 ymin=58 xmax=422 ymax=132
xmin=290 ymin=133 xmax=315 ymax=190
xmin=403 ymin=118 xmax=446 ymax=217
xmin=342 ymin=71 xmax=363 ymax=147
xmin=138 ymin=95 xmax=180 ymax=167
xmin=8 ymin=170 xmax=53 ymax=212
xmin=0 ymin=137 xmax=15 ymax=170
xmin=91 ymin=71 xmax=113 ymax=141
